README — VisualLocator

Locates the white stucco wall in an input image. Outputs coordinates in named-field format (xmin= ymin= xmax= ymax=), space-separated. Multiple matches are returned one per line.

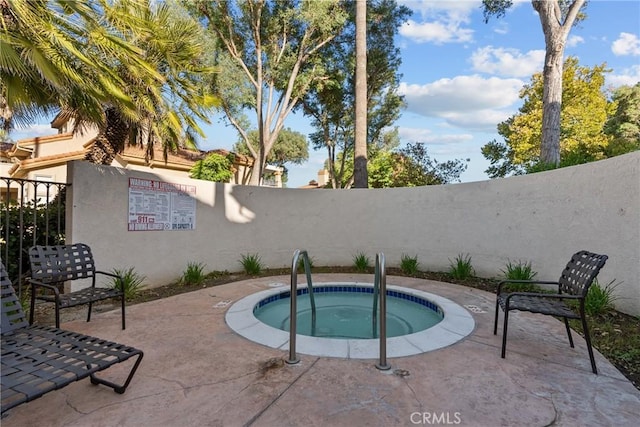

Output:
xmin=67 ymin=152 xmax=639 ymax=316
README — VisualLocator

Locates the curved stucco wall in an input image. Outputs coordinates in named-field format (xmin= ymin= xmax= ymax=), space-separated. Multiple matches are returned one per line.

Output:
xmin=67 ymin=151 xmax=639 ymax=316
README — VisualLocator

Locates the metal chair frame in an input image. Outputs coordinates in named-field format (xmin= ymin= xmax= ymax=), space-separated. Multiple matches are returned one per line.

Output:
xmin=493 ymin=250 xmax=608 ymax=374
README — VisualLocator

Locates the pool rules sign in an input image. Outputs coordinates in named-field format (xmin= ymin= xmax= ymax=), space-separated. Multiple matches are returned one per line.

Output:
xmin=128 ymin=178 xmax=196 ymax=231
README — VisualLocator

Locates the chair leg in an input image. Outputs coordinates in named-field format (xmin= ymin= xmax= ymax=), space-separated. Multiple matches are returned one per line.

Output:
xmin=90 ymin=350 xmax=144 ymax=393
xmin=501 ymin=309 xmax=509 ymax=358
xmin=493 ymin=300 xmax=500 ymax=335
xmin=563 ymin=317 xmax=574 ymax=348
xmin=581 ymin=316 xmax=598 ymax=374
xmin=55 ymin=304 xmax=61 ymax=328
xmin=29 ymin=292 xmax=36 ymax=325
xmin=121 ymin=295 xmax=126 ymax=330
xmin=87 ymin=301 xmax=93 ymax=322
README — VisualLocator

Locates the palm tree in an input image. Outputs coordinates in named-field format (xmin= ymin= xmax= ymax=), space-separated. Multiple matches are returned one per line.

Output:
xmin=1 ymin=0 xmax=217 ymax=161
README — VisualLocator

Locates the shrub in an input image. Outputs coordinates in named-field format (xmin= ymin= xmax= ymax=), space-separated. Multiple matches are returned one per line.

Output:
xmin=502 ymin=259 xmax=537 ymax=280
xmin=296 ymin=255 xmax=314 ymax=273
xmin=181 ymin=262 xmax=206 ymax=286
xmin=400 ymin=253 xmax=419 ymax=276
xmin=448 ymin=253 xmax=474 ymax=280
xmin=585 ymin=278 xmax=620 ymax=316
xmin=353 ymin=252 xmax=370 ymax=273
xmin=500 ymin=259 xmax=540 ymax=292
xmin=240 ymin=253 xmax=263 ymax=275
xmin=110 ymin=267 xmax=145 ymax=301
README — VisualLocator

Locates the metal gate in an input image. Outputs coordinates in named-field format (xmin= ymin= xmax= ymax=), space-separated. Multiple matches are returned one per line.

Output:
xmin=0 ymin=177 xmax=69 ymax=298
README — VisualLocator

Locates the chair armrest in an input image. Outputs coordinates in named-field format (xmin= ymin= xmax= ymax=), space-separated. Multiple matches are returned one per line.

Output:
xmin=496 ymin=279 xmax=559 ymax=294
xmin=504 ymin=292 xmax=582 ymax=303
xmin=95 ymin=270 xmax=125 ymax=292
xmin=29 ymin=278 xmax=62 ymax=301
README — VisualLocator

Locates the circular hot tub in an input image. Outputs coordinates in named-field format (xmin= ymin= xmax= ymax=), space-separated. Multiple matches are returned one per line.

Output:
xmin=225 ymin=282 xmax=475 ymax=359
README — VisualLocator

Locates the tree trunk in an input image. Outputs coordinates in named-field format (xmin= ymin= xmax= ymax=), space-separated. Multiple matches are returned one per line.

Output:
xmin=85 ymin=107 xmax=129 ymax=165
xmin=540 ymin=46 xmax=563 ymax=165
xmin=353 ymin=0 xmax=368 ymax=188
xmin=533 ymin=0 xmax=584 ymax=166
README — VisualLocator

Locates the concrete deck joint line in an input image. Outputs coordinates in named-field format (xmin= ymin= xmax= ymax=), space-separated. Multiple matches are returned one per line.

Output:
xmin=244 ymin=358 xmax=319 ymax=427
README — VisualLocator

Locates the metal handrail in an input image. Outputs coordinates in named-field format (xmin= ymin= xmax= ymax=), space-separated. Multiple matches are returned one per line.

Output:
xmin=286 ymin=249 xmax=316 ymax=364
xmin=374 ymin=253 xmax=390 ymax=370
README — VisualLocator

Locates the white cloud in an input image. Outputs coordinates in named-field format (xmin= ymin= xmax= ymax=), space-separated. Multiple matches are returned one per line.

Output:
xmin=493 ymin=22 xmax=509 ymax=35
xmin=400 ymin=19 xmax=473 ymax=44
xmin=470 ymin=46 xmax=545 ymax=77
xmin=398 ymin=0 xmax=477 ymax=44
xmin=606 ymin=64 xmax=640 ymax=88
xmin=612 ymin=32 xmax=640 ymax=56
xmin=566 ymin=35 xmax=584 ymax=48
xmin=398 ymin=127 xmax=472 ymax=145
xmin=399 ymin=75 xmax=524 ymax=132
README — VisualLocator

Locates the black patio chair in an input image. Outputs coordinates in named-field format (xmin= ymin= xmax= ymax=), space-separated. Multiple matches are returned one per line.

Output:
xmin=1 ymin=261 xmax=143 ymax=414
xmin=493 ymin=250 xmax=608 ymax=374
xmin=28 ymin=243 xmax=126 ymax=329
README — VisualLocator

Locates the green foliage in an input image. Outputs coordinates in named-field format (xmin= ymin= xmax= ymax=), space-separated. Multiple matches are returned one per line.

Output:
xmin=181 ymin=262 xmax=206 ymax=286
xmin=482 ymin=57 xmax=620 ymax=178
xmin=296 ymin=255 xmax=315 ymax=273
xmin=0 ymin=192 xmax=66 ymax=281
xmin=240 ymin=253 xmax=263 ymax=275
xmin=234 ymin=128 xmax=309 ymax=184
xmin=187 ymin=0 xmax=348 ymax=184
xmin=111 ymin=267 xmax=146 ymax=301
xmin=367 ymin=141 xmax=469 ymax=188
xmin=3 ymin=0 xmax=217 ymax=149
xmin=584 ymin=278 xmax=620 ymax=316
xmin=501 ymin=259 xmax=538 ymax=281
xmin=400 ymin=253 xmax=419 ymax=276
xmin=303 ymin=0 xmax=411 ymax=188
xmin=190 ymin=153 xmax=234 ymax=182
xmin=352 ymin=252 xmax=371 ymax=273
xmin=448 ymin=254 xmax=474 ymax=280
xmin=603 ymin=83 xmax=640 ymax=156
xmin=500 ymin=260 xmax=540 ymax=292
xmin=235 ymin=128 xmax=309 ymax=167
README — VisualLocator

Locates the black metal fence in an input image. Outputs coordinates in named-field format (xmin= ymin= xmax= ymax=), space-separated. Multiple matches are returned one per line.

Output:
xmin=0 ymin=177 xmax=69 ymax=298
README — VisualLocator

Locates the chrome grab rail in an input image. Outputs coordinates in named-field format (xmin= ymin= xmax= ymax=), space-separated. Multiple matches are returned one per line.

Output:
xmin=374 ymin=253 xmax=390 ymax=370
xmin=286 ymin=249 xmax=315 ymax=365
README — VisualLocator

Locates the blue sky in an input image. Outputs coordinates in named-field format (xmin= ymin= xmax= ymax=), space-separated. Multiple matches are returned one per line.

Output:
xmin=13 ymin=0 xmax=640 ymax=188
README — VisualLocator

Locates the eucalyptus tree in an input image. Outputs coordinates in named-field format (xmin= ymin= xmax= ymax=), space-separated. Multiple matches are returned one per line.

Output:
xmin=482 ymin=0 xmax=587 ymax=167
xmin=1 ymin=0 xmax=217 ymax=162
xmin=481 ymin=58 xmax=615 ymax=177
xmin=233 ymin=127 xmax=309 ymax=181
xmin=302 ymin=0 xmax=411 ymax=188
xmin=187 ymin=0 xmax=348 ymax=185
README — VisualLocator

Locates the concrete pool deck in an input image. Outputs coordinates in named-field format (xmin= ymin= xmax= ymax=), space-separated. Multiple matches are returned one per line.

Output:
xmin=2 ymin=274 xmax=639 ymax=426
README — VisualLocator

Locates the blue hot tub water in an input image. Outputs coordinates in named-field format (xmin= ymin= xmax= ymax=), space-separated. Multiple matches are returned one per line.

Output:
xmin=253 ymin=285 xmax=443 ymax=339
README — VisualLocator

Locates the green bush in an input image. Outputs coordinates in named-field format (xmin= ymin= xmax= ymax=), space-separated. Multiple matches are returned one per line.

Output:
xmin=110 ymin=267 xmax=146 ymax=301
xmin=296 ymin=255 xmax=314 ymax=273
xmin=189 ymin=153 xmax=234 ymax=182
xmin=400 ymin=253 xmax=419 ymax=276
xmin=585 ymin=278 xmax=620 ymax=316
xmin=500 ymin=259 xmax=540 ymax=292
xmin=448 ymin=253 xmax=474 ymax=280
xmin=352 ymin=251 xmax=370 ymax=273
xmin=181 ymin=262 xmax=206 ymax=286
xmin=240 ymin=253 xmax=263 ymax=275
xmin=0 ymin=191 xmax=66 ymax=281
